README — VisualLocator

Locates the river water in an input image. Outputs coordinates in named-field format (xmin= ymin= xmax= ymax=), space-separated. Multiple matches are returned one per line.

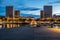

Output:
xmin=0 ymin=26 xmax=60 ymax=40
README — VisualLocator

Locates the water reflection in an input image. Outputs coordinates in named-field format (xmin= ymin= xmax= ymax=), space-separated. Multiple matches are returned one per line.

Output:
xmin=0 ymin=23 xmax=22 ymax=29
xmin=0 ymin=23 xmax=60 ymax=29
xmin=0 ymin=25 xmax=2 ymax=29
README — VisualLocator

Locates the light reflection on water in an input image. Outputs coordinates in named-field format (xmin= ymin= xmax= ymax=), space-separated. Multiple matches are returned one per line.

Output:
xmin=0 ymin=25 xmax=34 ymax=40
xmin=0 ymin=25 xmax=60 ymax=40
xmin=0 ymin=24 xmax=22 ymax=29
xmin=0 ymin=23 xmax=60 ymax=29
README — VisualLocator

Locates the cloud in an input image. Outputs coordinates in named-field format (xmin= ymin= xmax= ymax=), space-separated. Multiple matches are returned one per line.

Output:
xmin=21 ymin=13 xmax=40 ymax=18
xmin=15 ymin=7 xmax=41 ymax=11
xmin=49 ymin=0 xmax=60 ymax=4
xmin=21 ymin=10 xmax=40 ymax=15
xmin=0 ymin=0 xmax=41 ymax=11
xmin=20 ymin=7 xmax=40 ymax=11
xmin=0 ymin=0 xmax=25 ymax=7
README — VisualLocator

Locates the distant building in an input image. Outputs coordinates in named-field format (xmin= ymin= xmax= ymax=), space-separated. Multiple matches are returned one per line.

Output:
xmin=53 ymin=14 xmax=56 ymax=18
xmin=6 ymin=6 xmax=14 ymax=18
xmin=14 ymin=10 xmax=20 ymax=18
xmin=40 ymin=10 xmax=44 ymax=18
xmin=44 ymin=6 xmax=52 ymax=18
xmin=53 ymin=14 xmax=60 ymax=19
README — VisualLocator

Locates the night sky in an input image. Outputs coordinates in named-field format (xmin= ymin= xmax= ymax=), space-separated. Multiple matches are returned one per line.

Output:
xmin=0 ymin=0 xmax=60 ymax=17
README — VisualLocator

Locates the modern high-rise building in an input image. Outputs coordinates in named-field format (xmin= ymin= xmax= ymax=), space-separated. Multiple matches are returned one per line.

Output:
xmin=6 ymin=6 xmax=14 ymax=18
xmin=14 ymin=10 xmax=20 ymax=18
xmin=40 ymin=10 xmax=44 ymax=18
xmin=44 ymin=6 xmax=52 ymax=18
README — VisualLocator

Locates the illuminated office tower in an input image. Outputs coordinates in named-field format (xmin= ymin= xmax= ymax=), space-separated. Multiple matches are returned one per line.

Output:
xmin=14 ymin=10 xmax=20 ymax=18
xmin=44 ymin=6 xmax=52 ymax=18
xmin=40 ymin=10 xmax=44 ymax=18
xmin=6 ymin=6 xmax=14 ymax=18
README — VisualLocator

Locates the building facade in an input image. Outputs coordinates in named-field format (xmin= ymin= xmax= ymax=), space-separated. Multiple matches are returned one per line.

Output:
xmin=53 ymin=14 xmax=60 ymax=19
xmin=6 ymin=6 xmax=14 ymax=18
xmin=44 ymin=6 xmax=52 ymax=18
xmin=40 ymin=10 xmax=44 ymax=19
xmin=14 ymin=10 xmax=20 ymax=18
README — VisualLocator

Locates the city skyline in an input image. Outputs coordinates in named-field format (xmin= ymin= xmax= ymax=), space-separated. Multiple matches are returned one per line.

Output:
xmin=0 ymin=0 xmax=60 ymax=17
xmin=0 ymin=0 xmax=60 ymax=40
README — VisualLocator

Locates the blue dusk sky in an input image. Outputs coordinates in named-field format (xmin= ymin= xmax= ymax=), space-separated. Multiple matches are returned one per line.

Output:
xmin=0 ymin=0 xmax=60 ymax=17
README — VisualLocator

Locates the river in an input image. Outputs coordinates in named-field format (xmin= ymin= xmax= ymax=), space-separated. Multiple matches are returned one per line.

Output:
xmin=0 ymin=26 xmax=60 ymax=40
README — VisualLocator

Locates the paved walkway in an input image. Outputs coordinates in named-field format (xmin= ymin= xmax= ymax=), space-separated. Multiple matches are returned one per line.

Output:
xmin=0 ymin=26 xmax=60 ymax=40
xmin=34 ymin=27 xmax=60 ymax=40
